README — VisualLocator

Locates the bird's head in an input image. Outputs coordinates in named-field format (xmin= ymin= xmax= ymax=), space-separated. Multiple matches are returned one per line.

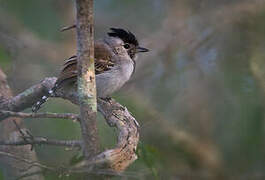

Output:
xmin=108 ymin=28 xmax=149 ymax=59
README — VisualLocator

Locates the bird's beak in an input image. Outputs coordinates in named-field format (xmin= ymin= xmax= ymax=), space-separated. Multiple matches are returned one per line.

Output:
xmin=137 ymin=46 xmax=149 ymax=53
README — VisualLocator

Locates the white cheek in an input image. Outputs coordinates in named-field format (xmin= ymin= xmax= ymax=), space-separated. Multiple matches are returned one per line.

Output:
xmin=114 ymin=46 xmax=127 ymax=56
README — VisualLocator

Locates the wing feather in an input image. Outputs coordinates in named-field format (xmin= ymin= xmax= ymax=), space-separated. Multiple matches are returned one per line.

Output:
xmin=55 ymin=41 xmax=114 ymax=89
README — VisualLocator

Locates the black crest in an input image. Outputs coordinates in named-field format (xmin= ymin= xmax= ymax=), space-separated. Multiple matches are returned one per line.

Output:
xmin=108 ymin=28 xmax=139 ymax=46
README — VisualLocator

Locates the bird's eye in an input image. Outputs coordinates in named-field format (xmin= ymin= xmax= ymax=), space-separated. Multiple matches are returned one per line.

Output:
xmin=123 ymin=43 xmax=130 ymax=49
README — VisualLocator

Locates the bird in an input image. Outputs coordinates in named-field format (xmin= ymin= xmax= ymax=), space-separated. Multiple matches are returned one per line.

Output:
xmin=32 ymin=28 xmax=149 ymax=112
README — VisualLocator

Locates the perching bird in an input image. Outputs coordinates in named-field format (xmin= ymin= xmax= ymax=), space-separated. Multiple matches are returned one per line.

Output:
xmin=32 ymin=28 xmax=149 ymax=112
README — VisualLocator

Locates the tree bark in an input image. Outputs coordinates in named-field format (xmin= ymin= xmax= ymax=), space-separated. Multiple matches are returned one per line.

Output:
xmin=0 ymin=68 xmax=44 ymax=180
xmin=0 ymin=76 xmax=140 ymax=173
xmin=76 ymin=0 xmax=99 ymax=159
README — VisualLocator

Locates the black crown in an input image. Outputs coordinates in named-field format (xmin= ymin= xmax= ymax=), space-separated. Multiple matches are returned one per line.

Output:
xmin=108 ymin=28 xmax=139 ymax=46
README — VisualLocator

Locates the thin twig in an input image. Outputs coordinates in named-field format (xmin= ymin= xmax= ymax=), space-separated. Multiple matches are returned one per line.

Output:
xmin=0 ymin=152 xmax=141 ymax=179
xmin=0 ymin=75 xmax=139 ymax=172
xmin=0 ymin=151 xmax=52 ymax=170
xmin=0 ymin=137 xmax=82 ymax=148
xmin=16 ymin=171 xmax=44 ymax=180
xmin=1 ymin=121 xmax=81 ymax=148
xmin=60 ymin=24 xmax=76 ymax=32
xmin=13 ymin=119 xmax=35 ymax=150
xmin=0 ymin=110 xmax=79 ymax=122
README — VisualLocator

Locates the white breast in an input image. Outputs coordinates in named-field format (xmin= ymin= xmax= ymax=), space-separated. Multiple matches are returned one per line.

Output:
xmin=96 ymin=60 xmax=134 ymax=98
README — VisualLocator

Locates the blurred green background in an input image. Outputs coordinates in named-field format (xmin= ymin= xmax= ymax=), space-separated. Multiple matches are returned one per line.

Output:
xmin=0 ymin=0 xmax=265 ymax=179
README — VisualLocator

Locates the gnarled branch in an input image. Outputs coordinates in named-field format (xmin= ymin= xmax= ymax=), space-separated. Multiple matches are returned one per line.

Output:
xmin=0 ymin=76 xmax=140 ymax=173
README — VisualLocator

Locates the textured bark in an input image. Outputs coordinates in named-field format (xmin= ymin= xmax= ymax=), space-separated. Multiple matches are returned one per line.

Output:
xmin=0 ymin=78 xmax=57 ymax=120
xmin=0 ymin=68 xmax=44 ymax=180
xmin=0 ymin=0 xmax=138 ymax=175
xmin=0 ymin=77 xmax=140 ymax=173
xmin=0 ymin=110 xmax=78 ymax=122
xmin=95 ymin=98 xmax=139 ymax=172
xmin=76 ymin=0 xmax=99 ymax=159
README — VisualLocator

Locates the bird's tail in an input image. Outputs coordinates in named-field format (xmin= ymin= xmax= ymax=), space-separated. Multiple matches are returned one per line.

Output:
xmin=32 ymin=84 xmax=58 ymax=112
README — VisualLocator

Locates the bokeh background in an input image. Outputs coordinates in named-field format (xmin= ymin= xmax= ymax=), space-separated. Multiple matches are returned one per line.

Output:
xmin=1 ymin=0 xmax=265 ymax=179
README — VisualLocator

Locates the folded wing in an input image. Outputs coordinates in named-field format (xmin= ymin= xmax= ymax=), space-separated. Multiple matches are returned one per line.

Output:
xmin=56 ymin=42 xmax=114 ymax=88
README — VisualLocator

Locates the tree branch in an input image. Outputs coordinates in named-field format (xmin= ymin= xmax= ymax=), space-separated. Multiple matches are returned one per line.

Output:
xmin=0 ymin=151 xmax=52 ymax=171
xmin=0 ymin=137 xmax=81 ymax=148
xmin=0 ymin=0 xmax=138 ymax=175
xmin=0 ymin=77 xmax=57 ymax=120
xmin=0 ymin=151 xmax=142 ymax=179
xmin=75 ymin=0 xmax=99 ymax=159
xmin=0 ymin=76 xmax=140 ymax=172
xmin=0 ymin=68 xmax=44 ymax=180
xmin=91 ymin=98 xmax=139 ymax=172
xmin=0 ymin=110 xmax=79 ymax=122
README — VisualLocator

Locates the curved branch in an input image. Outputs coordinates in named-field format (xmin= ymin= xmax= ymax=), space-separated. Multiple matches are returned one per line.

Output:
xmin=0 ymin=77 xmax=140 ymax=172
xmin=92 ymin=98 xmax=139 ymax=172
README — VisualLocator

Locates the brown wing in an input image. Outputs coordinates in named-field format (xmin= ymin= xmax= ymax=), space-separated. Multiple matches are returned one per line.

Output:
xmin=56 ymin=42 xmax=114 ymax=88
xmin=94 ymin=42 xmax=114 ymax=74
